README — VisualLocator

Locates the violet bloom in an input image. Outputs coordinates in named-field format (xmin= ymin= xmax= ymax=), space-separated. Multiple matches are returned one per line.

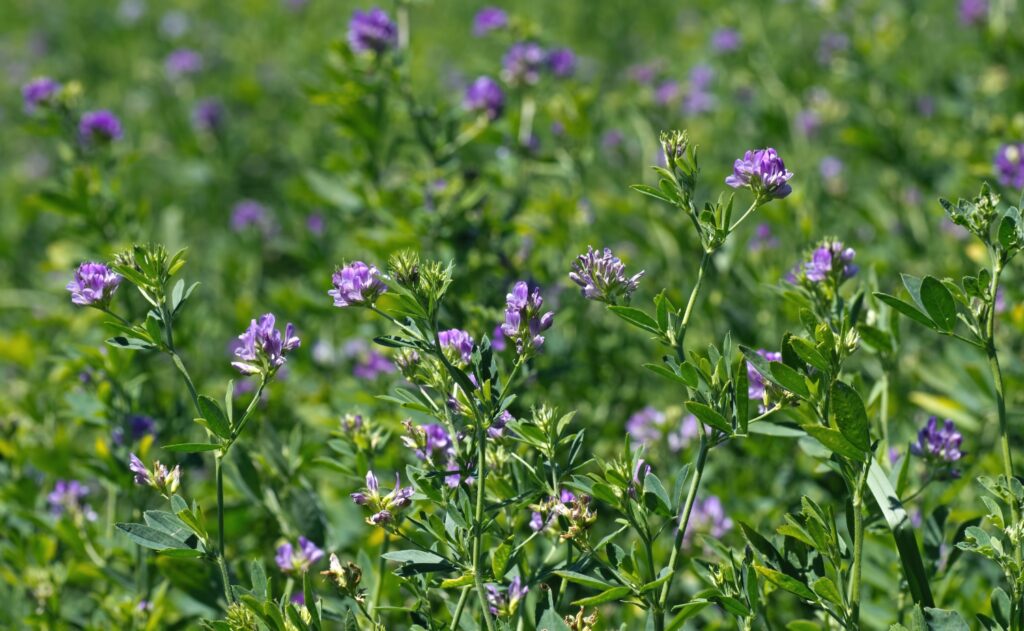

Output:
xmin=67 ymin=262 xmax=122 ymax=308
xmin=22 ymin=77 xmax=60 ymax=113
xmin=602 ymin=129 xmax=624 ymax=150
xmin=995 ymin=143 xmax=1024 ymax=189
xmin=485 ymin=576 xmax=528 ymax=617
xmin=491 ymin=325 xmax=507 ymax=351
xmin=569 ymin=246 xmax=644 ymax=305
xmin=463 ymin=76 xmax=504 ymax=120
xmin=472 ymin=7 xmax=507 ymax=36
xmin=959 ymin=0 xmax=988 ymax=25
xmin=79 ymin=110 xmax=123 ymax=144
xmin=667 ymin=415 xmax=701 ymax=453
xmin=711 ymin=28 xmax=741 ymax=53
xmin=817 ymin=32 xmax=849 ymax=65
xmin=353 ymin=350 xmax=395 ymax=379
xmin=329 ymin=261 xmax=387 ymax=307
xmin=725 ymin=148 xmax=794 ymax=199
xmin=502 ymin=42 xmax=546 ymax=86
xmin=654 ymin=80 xmax=681 ymax=106
xmin=165 ymin=48 xmax=203 ymax=79
xmin=689 ymin=64 xmax=714 ymax=91
xmin=129 ymin=453 xmax=181 ymax=495
xmin=348 ymin=8 xmax=397 ymax=54
xmin=352 ymin=471 xmax=415 ymax=526
xmin=47 ymin=480 xmax=96 ymax=520
xmin=307 ymin=212 xmax=325 ymax=236
xmin=439 ymin=328 xmax=474 ymax=364
xmin=231 ymin=313 xmax=300 ymax=375
xmin=803 ymin=240 xmax=857 ymax=283
xmin=547 ymin=47 xmax=576 ymax=78
xmin=748 ymin=223 xmax=779 ymax=252
xmin=113 ymin=415 xmax=157 ymax=446
xmin=682 ymin=495 xmax=733 ymax=549
xmin=747 ymin=350 xmax=782 ymax=400
xmin=230 ymin=199 xmax=273 ymax=235
xmin=911 ymin=417 xmax=964 ymax=464
xmin=795 ymin=110 xmax=821 ymax=137
xmin=820 ymin=156 xmax=844 ymax=180
xmin=500 ymin=281 xmax=554 ymax=355
xmin=275 ymin=536 xmax=325 ymax=574
xmin=626 ymin=406 xmax=667 ymax=444
xmin=192 ymin=98 xmax=224 ymax=133
xmin=489 ymin=410 xmax=512 ymax=439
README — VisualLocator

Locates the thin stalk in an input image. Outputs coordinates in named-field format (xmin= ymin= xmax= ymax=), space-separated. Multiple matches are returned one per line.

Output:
xmin=215 ymin=454 xmax=233 ymax=604
xmin=471 ymin=422 xmax=497 ymax=631
xmin=728 ymin=200 xmax=763 ymax=233
xmin=847 ymin=465 xmax=868 ymax=629
xmin=656 ymin=436 xmax=710 ymax=618
xmin=372 ymin=535 xmax=389 ymax=615
xmin=987 ymin=261 xmax=1018 ymax=558
xmin=450 ymin=586 xmax=473 ymax=631
xmin=674 ymin=251 xmax=711 ymax=361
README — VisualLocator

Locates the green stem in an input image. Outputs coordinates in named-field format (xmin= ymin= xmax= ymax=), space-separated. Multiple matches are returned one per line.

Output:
xmin=215 ymin=454 xmax=233 ymax=604
xmin=847 ymin=465 xmax=867 ymax=629
xmin=986 ymin=261 xmax=1018 ymax=561
xmin=728 ymin=200 xmax=763 ymax=233
xmin=372 ymin=535 xmax=389 ymax=615
xmin=471 ymin=421 xmax=497 ymax=631
xmin=450 ymin=586 xmax=472 ymax=631
xmin=224 ymin=377 xmax=268 ymax=453
xmin=674 ymin=251 xmax=711 ymax=361
xmin=656 ymin=437 xmax=710 ymax=617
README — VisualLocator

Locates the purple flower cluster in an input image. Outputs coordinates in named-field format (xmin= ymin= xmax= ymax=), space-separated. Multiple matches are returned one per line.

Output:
xmin=682 ymin=495 xmax=733 ymax=549
xmin=112 ymin=415 xmax=157 ymax=446
xmin=67 ymin=262 xmax=122 ymax=307
xmin=165 ymin=48 xmax=203 ymax=79
xmin=995 ymin=143 xmax=1024 ymax=189
xmin=626 ymin=407 xmax=701 ymax=453
xmin=485 ymin=576 xmax=528 ymax=617
xmin=439 ymin=328 xmax=474 ymax=364
xmin=129 ymin=453 xmax=181 ymax=495
xmin=710 ymin=28 xmax=741 ymax=53
xmin=275 ymin=536 xmax=325 ymax=574
xmin=473 ymin=7 xmax=508 ymax=37
xmin=569 ymin=246 xmax=644 ymax=305
xmin=502 ymin=42 xmax=576 ymax=85
xmin=192 ymin=98 xmax=225 ymax=133
xmin=803 ymin=240 xmax=858 ymax=283
xmin=231 ymin=313 xmax=300 ymax=375
xmin=747 ymin=349 xmax=782 ymax=401
xmin=463 ymin=76 xmax=505 ymax=120
xmin=22 ymin=77 xmax=60 ymax=113
xmin=351 ymin=471 xmax=414 ymax=526
xmin=683 ymin=65 xmax=715 ymax=115
xmin=748 ymin=223 xmax=779 ymax=252
xmin=329 ymin=261 xmax=388 ymax=308
xmin=348 ymin=8 xmax=398 ymax=54
xmin=725 ymin=148 xmax=793 ymax=199
xmin=79 ymin=110 xmax=123 ymax=144
xmin=911 ymin=417 xmax=964 ymax=467
xmin=959 ymin=0 xmax=988 ymax=25
xmin=230 ymin=199 xmax=274 ymax=235
xmin=353 ymin=350 xmax=395 ymax=380
xmin=402 ymin=420 xmax=452 ymax=461
xmin=500 ymin=281 xmax=554 ymax=355
xmin=48 ymin=480 xmax=97 ymax=520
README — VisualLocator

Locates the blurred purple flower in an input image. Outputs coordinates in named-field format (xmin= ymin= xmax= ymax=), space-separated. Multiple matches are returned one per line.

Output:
xmin=307 ymin=212 xmax=325 ymax=235
xmin=748 ymin=223 xmax=779 ymax=252
xmin=230 ymin=199 xmax=274 ymax=235
xmin=348 ymin=8 xmax=397 ymax=54
xmin=959 ymin=0 xmax=988 ymax=25
xmin=654 ymin=80 xmax=681 ymax=105
xmin=682 ymin=495 xmax=732 ymax=549
xmin=502 ymin=42 xmax=546 ymax=86
xmin=48 ymin=480 xmax=97 ymax=520
xmin=22 ymin=77 xmax=60 ymax=113
xmin=276 ymin=537 xmax=324 ymax=574
xmin=547 ymin=47 xmax=576 ymax=78
xmin=817 ymin=32 xmax=849 ymax=65
xmin=79 ymin=110 xmax=123 ymax=143
xmin=464 ymin=76 xmax=504 ymax=120
xmin=711 ymin=28 xmax=741 ymax=53
xmin=165 ymin=48 xmax=203 ymax=79
xmin=601 ymin=129 xmax=624 ymax=150
xmin=747 ymin=349 xmax=782 ymax=400
xmin=192 ymin=98 xmax=224 ymax=133
xmin=795 ymin=110 xmax=821 ymax=137
xmin=473 ymin=7 xmax=508 ymax=36
xmin=820 ymin=156 xmax=844 ymax=180
xmin=353 ymin=350 xmax=395 ymax=379
xmin=995 ymin=143 xmax=1024 ymax=189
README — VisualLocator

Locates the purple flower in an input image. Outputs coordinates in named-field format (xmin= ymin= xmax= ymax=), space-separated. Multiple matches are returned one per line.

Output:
xmin=502 ymin=42 xmax=546 ymax=86
xmin=231 ymin=313 xmax=300 ymax=375
xmin=491 ymin=325 xmax=507 ymax=352
xmin=725 ymin=148 xmax=794 ymax=199
xmin=748 ymin=223 xmax=779 ymax=252
xmin=626 ymin=406 xmax=667 ymax=444
xmin=192 ymin=98 xmax=224 ymax=133
xmin=802 ymin=240 xmax=858 ymax=283
xmin=995 ymin=143 xmax=1024 ymax=189
xmin=570 ymin=246 xmax=644 ymax=305
xmin=47 ymin=480 xmax=96 ymax=520
xmin=628 ymin=63 xmax=658 ymax=84
xmin=128 ymin=453 xmax=181 ymax=495
xmin=472 ymin=7 xmax=507 ymax=36
xmin=353 ymin=350 xmax=395 ymax=380
xmin=485 ymin=576 xmax=528 ymax=617
xmin=683 ymin=89 xmax=715 ymax=116
xmin=529 ymin=511 xmax=553 ymax=532
xmin=682 ymin=495 xmax=733 ymax=549
xmin=819 ymin=156 xmax=844 ymax=180
xmin=439 ymin=328 xmax=474 ymax=364
xmin=348 ymin=8 xmax=397 ymax=54
xmin=911 ymin=417 xmax=964 ymax=465
xmin=79 ymin=110 xmax=123 ymax=144
xmin=711 ymin=28 xmax=741 ymax=53
xmin=307 ymin=212 xmax=325 ymax=236
xmin=464 ymin=76 xmax=504 ymax=120
xmin=275 ymin=536 xmax=325 ymax=574
xmin=113 ymin=415 xmax=158 ymax=446
xmin=654 ymin=80 xmax=681 ymax=106
xmin=352 ymin=471 xmax=414 ymax=527
xmin=668 ymin=415 xmax=701 ymax=453
xmin=959 ymin=0 xmax=988 ymax=25
xmin=329 ymin=261 xmax=387 ymax=308
xmin=67 ymin=262 xmax=122 ymax=307
xmin=689 ymin=64 xmax=714 ymax=91
xmin=795 ymin=110 xmax=821 ymax=137
xmin=547 ymin=48 xmax=576 ymax=78
xmin=165 ymin=48 xmax=203 ymax=79
xmin=747 ymin=350 xmax=782 ymax=400
xmin=500 ymin=281 xmax=554 ymax=355
xmin=488 ymin=410 xmax=512 ymax=439
xmin=817 ymin=32 xmax=849 ymax=65
xmin=602 ymin=130 xmax=624 ymax=150
xmin=230 ymin=199 xmax=274 ymax=235
xmin=129 ymin=453 xmax=150 ymax=485
xmin=22 ymin=77 xmax=60 ymax=113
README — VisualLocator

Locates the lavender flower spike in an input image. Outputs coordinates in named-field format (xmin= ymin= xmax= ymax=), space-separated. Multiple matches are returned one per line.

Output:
xmin=348 ymin=7 xmax=398 ymax=54
xmin=569 ymin=246 xmax=644 ymax=305
xmin=79 ymin=110 xmax=124 ymax=144
xmin=438 ymin=328 xmax=474 ymax=364
xmin=464 ymin=76 xmax=505 ymax=120
xmin=67 ymin=262 xmax=122 ymax=308
xmin=725 ymin=148 xmax=793 ymax=199
xmin=22 ymin=77 xmax=61 ymax=113
xmin=275 ymin=536 xmax=325 ymax=574
xmin=329 ymin=261 xmax=387 ymax=308
xmin=911 ymin=417 xmax=964 ymax=464
xmin=472 ymin=7 xmax=507 ymax=36
xmin=500 ymin=281 xmax=554 ymax=355
xmin=995 ymin=143 xmax=1024 ymax=189
xmin=231 ymin=313 xmax=300 ymax=375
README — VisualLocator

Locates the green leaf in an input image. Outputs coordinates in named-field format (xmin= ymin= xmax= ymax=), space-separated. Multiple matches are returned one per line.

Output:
xmin=643 ymin=473 xmax=673 ymax=514
xmin=922 ymin=608 xmax=970 ymax=630
xmin=830 ymin=381 xmax=871 ymax=451
xmin=753 ymin=564 xmax=815 ymax=601
xmin=608 ymin=306 xmax=662 ymax=335
xmin=116 ymin=522 xmax=195 ymax=551
xmin=163 ymin=442 xmax=221 ymax=452
xmin=685 ymin=401 xmax=732 ymax=434
xmin=553 ymin=571 xmax=614 ymax=591
xmin=537 ymin=608 xmax=572 ymax=631
xmin=198 ymin=395 xmax=231 ymax=439
xmin=919 ymin=276 xmax=957 ymax=332
xmin=630 ymin=184 xmax=674 ymax=204
xmin=143 ymin=510 xmax=195 ymax=541
xmin=571 ymin=585 xmax=631 ymax=606
xmin=381 ymin=550 xmax=446 ymax=565
xmin=811 ymin=577 xmax=842 ymax=607
xmin=440 ymin=573 xmax=475 ymax=588
xmin=769 ymin=362 xmax=810 ymax=398
xmin=106 ymin=336 xmax=158 ymax=351
xmin=788 ymin=337 xmax=830 ymax=374
xmin=801 ymin=425 xmax=866 ymax=461
xmin=735 ymin=363 xmax=749 ymax=434
xmin=251 ymin=561 xmax=268 ymax=599
xmin=491 ymin=542 xmax=511 ymax=579
xmin=873 ymin=293 xmax=936 ymax=329
xmin=644 ymin=363 xmax=696 ymax=388
xmin=866 ymin=462 xmax=934 ymax=607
